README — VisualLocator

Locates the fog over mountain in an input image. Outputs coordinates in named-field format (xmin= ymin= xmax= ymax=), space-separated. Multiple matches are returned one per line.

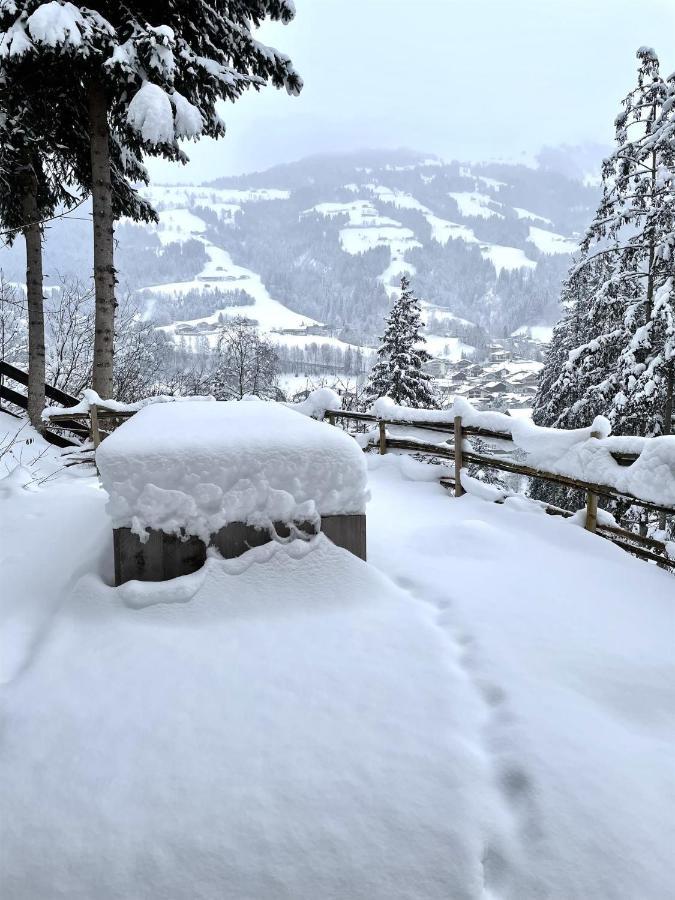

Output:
xmin=145 ymin=0 xmax=675 ymax=183
xmin=0 ymin=146 xmax=599 ymax=367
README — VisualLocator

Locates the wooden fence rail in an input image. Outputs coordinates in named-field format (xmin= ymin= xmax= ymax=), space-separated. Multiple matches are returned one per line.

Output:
xmin=35 ymin=398 xmax=674 ymax=571
xmin=323 ymin=408 xmax=674 ymax=571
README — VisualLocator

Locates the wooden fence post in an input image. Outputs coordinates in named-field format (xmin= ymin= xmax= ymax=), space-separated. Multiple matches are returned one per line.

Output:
xmin=454 ymin=415 xmax=465 ymax=497
xmin=90 ymin=404 xmax=102 ymax=449
xmin=378 ymin=420 xmax=387 ymax=455
xmin=327 ymin=412 xmax=335 ymax=427
xmin=584 ymin=429 xmax=602 ymax=532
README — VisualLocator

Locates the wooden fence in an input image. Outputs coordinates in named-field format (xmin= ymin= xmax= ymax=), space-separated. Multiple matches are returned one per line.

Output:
xmin=0 ymin=361 xmax=88 ymax=448
xmin=325 ymin=408 xmax=675 ymax=571
xmin=39 ymin=398 xmax=675 ymax=571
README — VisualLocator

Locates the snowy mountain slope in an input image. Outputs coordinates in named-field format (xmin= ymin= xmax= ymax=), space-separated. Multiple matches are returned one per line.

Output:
xmin=1 ymin=410 xmax=672 ymax=899
xmin=140 ymin=197 xmax=365 ymax=357
xmin=128 ymin=150 xmax=595 ymax=359
xmin=0 ymin=149 xmax=597 ymax=359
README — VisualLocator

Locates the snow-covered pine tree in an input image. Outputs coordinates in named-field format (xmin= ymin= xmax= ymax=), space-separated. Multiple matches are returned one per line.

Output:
xmin=533 ymin=251 xmax=623 ymax=431
xmin=0 ymin=1 xmax=302 ymax=397
xmin=608 ymin=49 xmax=675 ymax=436
xmin=365 ymin=275 xmax=437 ymax=407
xmin=0 ymin=29 xmax=156 ymax=421
xmin=0 ymin=73 xmax=79 ymax=428
xmin=533 ymin=48 xmax=675 ymax=438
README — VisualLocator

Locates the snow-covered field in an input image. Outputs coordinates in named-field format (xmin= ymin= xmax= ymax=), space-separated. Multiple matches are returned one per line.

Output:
xmin=309 ymin=199 xmax=422 ymax=294
xmin=448 ymin=190 xmax=504 ymax=219
xmin=144 ymin=209 xmax=320 ymax=337
xmin=345 ymin=185 xmax=544 ymax=274
xmin=1 ymin=410 xmax=673 ymax=899
xmin=527 ymin=225 xmax=577 ymax=254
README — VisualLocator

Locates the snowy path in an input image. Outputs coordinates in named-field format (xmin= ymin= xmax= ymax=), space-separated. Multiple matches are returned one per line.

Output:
xmin=367 ymin=455 xmax=675 ymax=899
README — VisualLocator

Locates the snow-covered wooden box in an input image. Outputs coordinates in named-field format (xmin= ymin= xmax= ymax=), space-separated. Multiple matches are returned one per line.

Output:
xmin=96 ymin=400 xmax=368 ymax=584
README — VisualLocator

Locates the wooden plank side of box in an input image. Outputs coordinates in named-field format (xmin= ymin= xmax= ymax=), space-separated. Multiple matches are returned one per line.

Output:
xmin=321 ymin=514 xmax=366 ymax=561
xmin=113 ymin=513 xmax=366 ymax=585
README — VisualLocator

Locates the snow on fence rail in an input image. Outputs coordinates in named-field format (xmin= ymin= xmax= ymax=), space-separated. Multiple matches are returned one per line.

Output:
xmin=323 ymin=400 xmax=675 ymax=570
xmin=42 ymin=390 xmax=675 ymax=569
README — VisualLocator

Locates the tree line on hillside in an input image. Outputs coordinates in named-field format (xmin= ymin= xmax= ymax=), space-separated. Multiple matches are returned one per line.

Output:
xmin=0 ymin=1 xmax=301 ymax=429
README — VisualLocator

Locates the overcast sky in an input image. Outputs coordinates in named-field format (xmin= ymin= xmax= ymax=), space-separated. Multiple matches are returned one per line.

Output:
xmin=147 ymin=0 xmax=675 ymax=183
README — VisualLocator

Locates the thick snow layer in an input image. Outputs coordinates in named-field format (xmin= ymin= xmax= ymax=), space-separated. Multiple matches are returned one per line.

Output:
xmin=26 ymin=1 xmax=89 ymax=48
xmin=43 ymin=389 xmax=215 ymax=419
xmin=366 ymin=455 xmax=675 ymax=900
xmin=287 ymin=387 xmax=342 ymax=419
xmin=96 ymin=400 xmax=368 ymax=539
xmin=127 ymin=81 xmax=175 ymax=145
xmin=1 ymin=411 xmax=674 ymax=898
xmin=0 ymin=532 xmax=502 ymax=900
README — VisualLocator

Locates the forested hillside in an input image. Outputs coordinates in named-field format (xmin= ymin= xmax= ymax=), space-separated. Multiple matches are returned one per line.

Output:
xmin=0 ymin=149 xmax=598 ymax=347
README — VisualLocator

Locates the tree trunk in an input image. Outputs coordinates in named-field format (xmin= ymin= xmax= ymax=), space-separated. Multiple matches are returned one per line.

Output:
xmin=88 ymin=77 xmax=116 ymax=399
xmin=22 ymin=173 xmax=46 ymax=431
xmin=658 ymin=363 xmax=674 ymax=531
xmin=663 ymin=362 xmax=674 ymax=436
xmin=645 ymin=148 xmax=657 ymax=323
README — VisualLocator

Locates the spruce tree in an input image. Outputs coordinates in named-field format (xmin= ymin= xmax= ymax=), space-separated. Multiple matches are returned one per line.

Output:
xmin=533 ymin=47 xmax=675 ymax=438
xmin=0 ymin=75 xmax=77 ymax=429
xmin=0 ymin=1 xmax=302 ymax=398
xmin=365 ymin=275 xmax=437 ymax=407
xmin=0 ymin=44 xmax=155 ymax=421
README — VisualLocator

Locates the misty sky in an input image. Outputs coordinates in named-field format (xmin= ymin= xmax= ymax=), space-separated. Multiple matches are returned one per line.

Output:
xmin=147 ymin=0 xmax=675 ymax=183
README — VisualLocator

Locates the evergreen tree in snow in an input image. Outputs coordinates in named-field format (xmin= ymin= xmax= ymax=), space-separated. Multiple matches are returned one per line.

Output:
xmin=0 ymin=33 xmax=156 ymax=421
xmin=533 ymin=47 xmax=675 ymax=438
xmin=0 ymin=70 xmax=80 ymax=428
xmin=0 ymin=0 xmax=302 ymax=398
xmin=365 ymin=275 xmax=437 ymax=407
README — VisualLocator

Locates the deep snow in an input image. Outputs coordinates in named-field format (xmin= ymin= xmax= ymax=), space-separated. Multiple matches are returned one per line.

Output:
xmin=97 ymin=400 xmax=368 ymax=540
xmin=1 ymin=412 xmax=674 ymax=899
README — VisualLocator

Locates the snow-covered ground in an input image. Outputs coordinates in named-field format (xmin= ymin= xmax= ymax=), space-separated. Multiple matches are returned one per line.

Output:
xmin=513 ymin=207 xmax=553 ymax=225
xmin=528 ymin=226 xmax=578 ymax=255
xmin=423 ymin=334 xmax=476 ymax=361
xmin=1 ymin=410 xmax=673 ymax=899
xmin=310 ymin=188 xmax=547 ymax=281
xmin=448 ymin=191 xmax=504 ymax=219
